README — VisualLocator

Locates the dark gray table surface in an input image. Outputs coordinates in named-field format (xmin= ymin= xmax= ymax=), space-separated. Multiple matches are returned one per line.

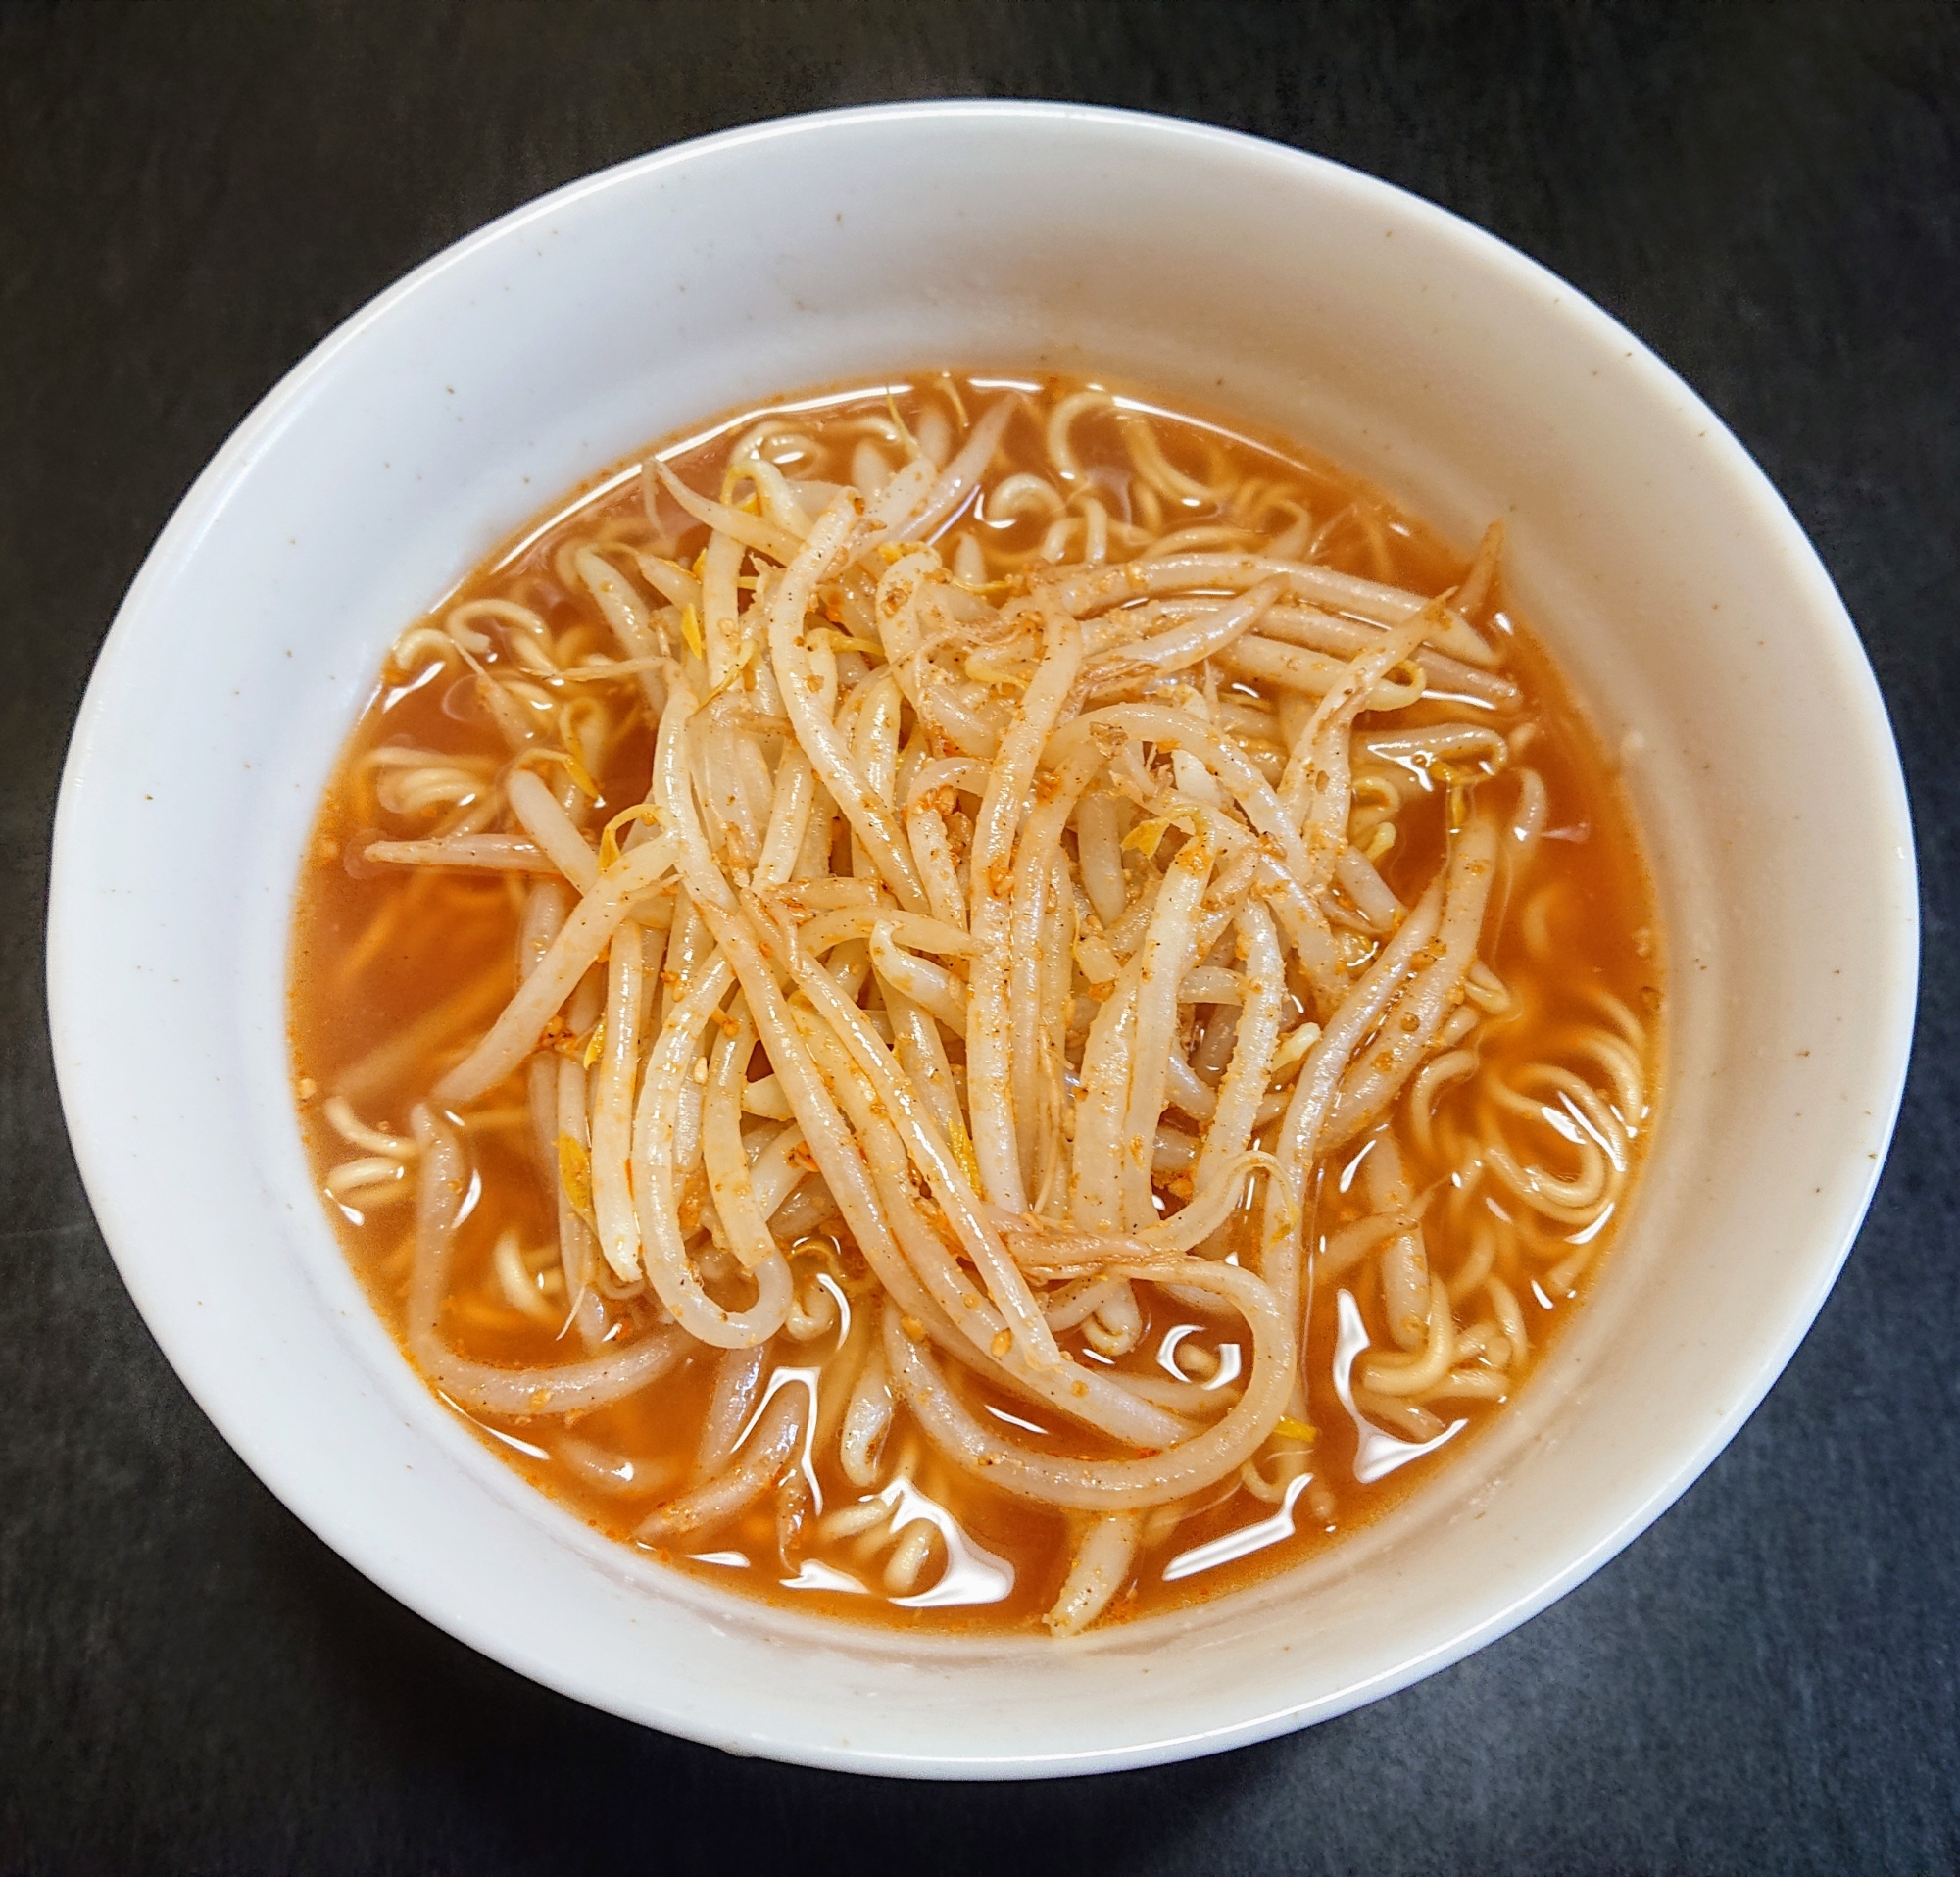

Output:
xmin=4 ymin=3 xmax=1956 ymax=1871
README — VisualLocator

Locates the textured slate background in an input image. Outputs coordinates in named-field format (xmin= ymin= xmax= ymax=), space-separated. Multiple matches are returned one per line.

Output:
xmin=4 ymin=3 xmax=1956 ymax=1870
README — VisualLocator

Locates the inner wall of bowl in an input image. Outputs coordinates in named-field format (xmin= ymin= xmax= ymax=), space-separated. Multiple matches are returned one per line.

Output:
xmin=68 ymin=107 xmax=1912 ymax=1772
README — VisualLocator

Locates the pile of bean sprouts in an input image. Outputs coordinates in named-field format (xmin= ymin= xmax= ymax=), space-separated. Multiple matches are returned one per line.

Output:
xmin=318 ymin=378 xmax=1655 ymax=1637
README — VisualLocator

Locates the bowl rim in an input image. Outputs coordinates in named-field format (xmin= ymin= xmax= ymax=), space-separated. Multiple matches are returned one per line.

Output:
xmin=48 ymin=98 xmax=1920 ymax=1777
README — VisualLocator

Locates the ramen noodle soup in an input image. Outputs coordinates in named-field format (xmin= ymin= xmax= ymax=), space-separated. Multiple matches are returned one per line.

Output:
xmin=290 ymin=374 xmax=1660 ymax=1636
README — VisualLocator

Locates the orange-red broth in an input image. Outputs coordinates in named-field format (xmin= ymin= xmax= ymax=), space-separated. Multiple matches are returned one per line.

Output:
xmin=290 ymin=375 xmax=1661 ymax=1634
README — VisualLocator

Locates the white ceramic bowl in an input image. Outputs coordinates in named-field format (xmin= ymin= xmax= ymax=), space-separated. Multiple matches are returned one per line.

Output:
xmin=50 ymin=103 xmax=1916 ymax=1777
